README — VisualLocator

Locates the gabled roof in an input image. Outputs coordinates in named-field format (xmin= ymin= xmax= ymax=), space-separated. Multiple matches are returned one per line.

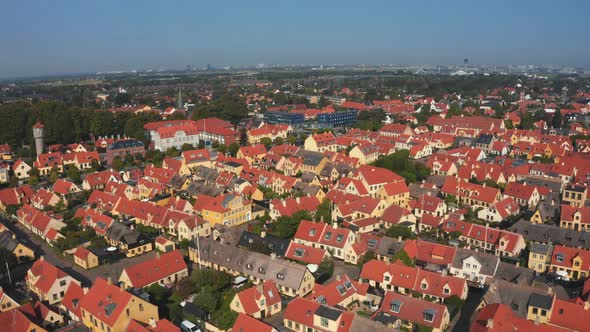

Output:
xmin=79 ymin=278 xmax=134 ymax=326
xmin=27 ymin=258 xmax=74 ymax=294
xmin=235 ymin=280 xmax=281 ymax=315
xmin=121 ymin=250 xmax=187 ymax=288
xmin=232 ymin=313 xmax=275 ymax=332
xmin=372 ymin=291 xmax=447 ymax=329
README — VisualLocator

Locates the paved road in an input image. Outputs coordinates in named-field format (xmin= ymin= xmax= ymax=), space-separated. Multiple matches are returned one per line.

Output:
xmin=452 ymin=285 xmax=487 ymax=332
xmin=4 ymin=218 xmax=157 ymax=286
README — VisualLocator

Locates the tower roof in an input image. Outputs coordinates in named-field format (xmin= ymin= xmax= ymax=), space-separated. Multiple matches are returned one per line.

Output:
xmin=33 ymin=121 xmax=44 ymax=129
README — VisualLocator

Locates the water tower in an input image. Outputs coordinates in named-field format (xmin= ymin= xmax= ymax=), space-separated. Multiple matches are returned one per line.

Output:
xmin=33 ymin=121 xmax=45 ymax=155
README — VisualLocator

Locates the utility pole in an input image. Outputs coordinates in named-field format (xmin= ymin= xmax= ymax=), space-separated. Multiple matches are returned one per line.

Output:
xmin=5 ymin=261 xmax=12 ymax=286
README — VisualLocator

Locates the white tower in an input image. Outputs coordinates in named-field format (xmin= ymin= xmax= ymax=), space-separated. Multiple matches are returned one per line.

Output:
xmin=33 ymin=121 xmax=45 ymax=156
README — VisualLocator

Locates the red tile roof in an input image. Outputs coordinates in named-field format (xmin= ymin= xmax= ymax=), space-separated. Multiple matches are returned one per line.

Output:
xmin=79 ymin=278 xmax=134 ymax=326
xmin=27 ymin=258 xmax=72 ymax=294
xmin=122 ymin=250 xmax=187 ymax=288
xmin=373 ymin=291 xmax=447 ymax=330
xmin=307 ymin=274 xmax=367 ymax=307
xmin=235 ymin=280 xmax=281 ymax=315
xmin=284 ymin=297 xmax=354 ymax=332
xmin=232 ymin=313 xmax=275 ymax=332
xmin=285 ymin=242 xmax=327 ymax=265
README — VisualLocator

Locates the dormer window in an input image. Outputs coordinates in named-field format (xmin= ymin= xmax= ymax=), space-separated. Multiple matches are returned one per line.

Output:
xmin=556 ymin=254 xmax=565 ymax=263
xmin=258 ymin=267 xmax=265 ymax=274
xmin=421 ymin=282 xmax=427 ymax=290
xmin=246 ymin=263 xmax=253 ymax=270
xmin=277 ymin=273 xmax=284 ymax=280
xmin=390 ymin=300 xmax=402 ymax=313
xmin=423 ymin=310 xmax=435 ymax=322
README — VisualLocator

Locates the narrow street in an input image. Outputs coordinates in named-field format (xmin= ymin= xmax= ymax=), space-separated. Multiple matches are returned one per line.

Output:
xmin=2 ymin=217 xmax=157 ymax=286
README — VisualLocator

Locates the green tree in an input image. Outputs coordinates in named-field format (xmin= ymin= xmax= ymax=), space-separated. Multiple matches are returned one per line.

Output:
xmin=386 ymin=225 xmax=416 ymax=240
xmin=260 ymin=137 xmax=272 ymax=149
xmin=392 ymin=249 xmax=415 ymax=267
xmin=48 ymin=166 xmax=60 ymax=184
xmin=181 ymin=143 xmax=194 ymax=151
xmin=228 ymin=142 xmax=240 ymax=156
xmin=287 ymin=135 xmax=297 ymax=145
xmin=216 ymin=144 xmax=227 ymax=154
xmin=552 ymin=109 xmax=563 ymax=129
xmin=66 ymin=165 xmax=81 ymax=184
xmin=274 ymin=137 xmax=284 ymax=145
xmin=319 ymin=257 xmax=335 ymax=278
xmin=315 ymin=199 xmax=332 ymax=223
xmin=0 ymin=248 xmax=17 ymax=267
xmin=197 ymin=141 xmax=205 ymax=149
xmin=165 ymin=147 xmax=181 ymax=157
xmin=112 ymin=156 xmax=124 ymax=171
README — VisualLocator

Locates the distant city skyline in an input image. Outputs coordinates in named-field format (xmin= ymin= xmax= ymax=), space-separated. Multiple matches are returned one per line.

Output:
xmin=1 ymin=0 xmax=589 ymax=78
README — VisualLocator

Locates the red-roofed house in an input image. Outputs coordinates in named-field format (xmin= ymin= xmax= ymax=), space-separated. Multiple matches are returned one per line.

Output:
xmin=359 ymin=260 xmax=468 ymax=302
xmin=119 ymin=250 xmax=188 ymax=289
xmin=306 ymin=274 xmax=368 ymax=308
xmin=293 ymin=220 xmax=355 ymax=260
xmin=354 ymin=165 xmax=405 ymax=197
xmin=477 ymin=197 xmax=520 ymax=223
xmin=232 ymin=313 xmax=278 ymax=332
xmin=80 ymin=278 xmax=159 ymax=332
xmin=285 ymin=242 xmax=328 ymax=265
xmin=283 ymin=297 xmax=355 ymax=332
xmin=230 ymin=280 xmax=282 ymax=318
xmin=549 ymin=245 xmax=590 ymax=280
xmin=304 ymin=132 xmax=337 ymax=152
xmin=504 ymin=182 xmax=540 ymax=208
xmin=25 ymin=257 xmax=80 ymax=305
xmin=372 ymin=291 xmax=450 ymax=332
xmin=269 ymin=196 xmax=320 ymax=220
xmin=53 ymin=178 xmax=81 ymax=196
xmin=560 ymin=205 xmax=590 ymax=232
xmin=72 ymin=246 xmax=99 ymax=270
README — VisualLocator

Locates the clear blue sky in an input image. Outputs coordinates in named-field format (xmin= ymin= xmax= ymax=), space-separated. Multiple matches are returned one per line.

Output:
xmin=1 ymin=0 xmax=588 ymax=78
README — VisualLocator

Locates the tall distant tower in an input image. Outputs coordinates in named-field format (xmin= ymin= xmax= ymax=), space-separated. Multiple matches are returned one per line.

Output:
xmin=32 ymin=121 xmax=45 ymax=156
xmin=463 ymin=58 xmax=469 ymax=71
xmin=177 ymin=87 xmax=183 ymax=109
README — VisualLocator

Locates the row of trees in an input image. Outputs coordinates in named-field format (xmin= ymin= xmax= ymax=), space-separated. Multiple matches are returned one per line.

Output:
xmin=0 ymin=101 xmax=163 ymax=150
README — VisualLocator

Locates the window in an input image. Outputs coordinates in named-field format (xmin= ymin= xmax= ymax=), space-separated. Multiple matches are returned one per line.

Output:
xmin=277 ymin=273 xmax=284 ymax=280
xmin=532 ymin=308 xmax=538 ymax=314
xmin=60 ymin=280 xmax=67 ymax=287
xmin=423 ymin=311 xmax=434 ymax=322
xmin=556 ymin=254 xmax=565 ymax=263
xmin=390 ymin=301 xmax=402 ymax=313
xmin=321 ymin=317 xmax=329 ymax=327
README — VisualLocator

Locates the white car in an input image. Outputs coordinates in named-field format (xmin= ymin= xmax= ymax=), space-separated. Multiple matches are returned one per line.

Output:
xmin=180 ymin=320 xmax=201 ymax=332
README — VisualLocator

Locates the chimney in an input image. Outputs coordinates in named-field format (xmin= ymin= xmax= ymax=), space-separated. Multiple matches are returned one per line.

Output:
xmin=296 ymin=197 xmax=300 ymax=204
xmin=260 ymin=231 xmax=266 ymax=238
xmin=336 ymin=275 xmax=341 ymax=282
xmin=149 ymin=318 xmax=156 ymax=328
xmin=486 ymin=319 xmax=494 ymax=329
xmin=107 ymin=277 xmax=112 ymax=285
xmin=398 ymin=236 xmax=402 ymax=241
xmin=156 ymin=251 xmax=161 ymax=259
xmin=256 ymin=284 xmax=263 ymax=294
xmin=270 ymin=252 xmax=276 ymax=260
